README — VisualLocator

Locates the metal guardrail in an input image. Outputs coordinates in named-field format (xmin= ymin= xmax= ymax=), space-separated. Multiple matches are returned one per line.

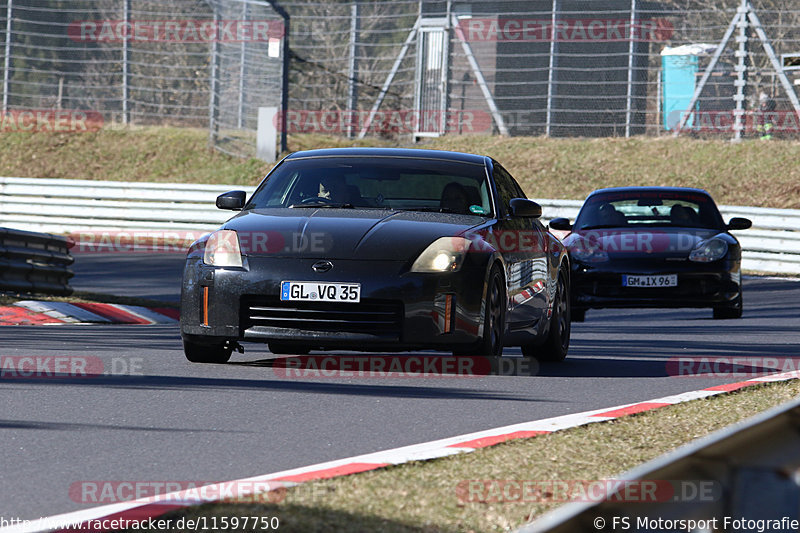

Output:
xmin=0 ymin=177 xmax=256 ymax=233
xmin=520 ymin=395 xmax=800 ymax=532
xmin=0 ymin=227 xmax=74 ymax=296
xmin=0 ymin=177 xmax=797 ymax=274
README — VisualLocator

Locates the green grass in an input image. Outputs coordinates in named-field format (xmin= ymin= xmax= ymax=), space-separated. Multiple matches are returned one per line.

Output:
xmin=2 ymin=126 xmax=799 ymax=208
xmin=123 ymin=379 xmax=800 ymax=533
xmin=0 ymin=126 xmax=267 ymax=186
xmin=423 ymin=135 xmax=800 ymax=209
xmin=0 ymin=127 xmax=390 ymax=186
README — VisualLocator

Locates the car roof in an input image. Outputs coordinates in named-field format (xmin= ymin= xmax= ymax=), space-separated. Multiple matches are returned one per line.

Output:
xmin=586 ymin=186 xmax=713 ymax=198
xmin=284 ymin=147 xmax=489 ymax=165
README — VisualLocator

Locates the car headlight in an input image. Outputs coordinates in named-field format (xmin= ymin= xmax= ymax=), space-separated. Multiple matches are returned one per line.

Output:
xmin=411 ymin=237 xmax=472 ymax=272
xmin=203 ymin=230 xmax=243 ymax=267
xmin=689 ymin=237 xmax=728 ymax=262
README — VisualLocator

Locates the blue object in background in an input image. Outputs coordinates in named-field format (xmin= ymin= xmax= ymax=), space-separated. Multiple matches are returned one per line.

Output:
xmin=662 ymin=54 xmax=698 ymax=130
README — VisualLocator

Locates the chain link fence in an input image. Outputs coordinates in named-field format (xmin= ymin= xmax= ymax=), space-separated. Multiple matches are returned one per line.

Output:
xmin=1 ymin=0 xmax=800 ymax=158
xmin=284 ymin=0 xmax=800 ymax=141
xmin=0 ymin=0 xmax=285 ymax=157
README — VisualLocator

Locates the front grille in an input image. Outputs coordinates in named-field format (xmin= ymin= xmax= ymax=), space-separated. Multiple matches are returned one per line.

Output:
xmin=576 ymin=273 xmax=724 ymax=299
xmin=241 ymin=296 xmax=403 ymax=336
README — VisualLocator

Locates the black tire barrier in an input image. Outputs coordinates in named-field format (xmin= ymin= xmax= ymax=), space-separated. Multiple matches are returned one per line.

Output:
xmin=0 ymin=227 xmax=74 ymax=296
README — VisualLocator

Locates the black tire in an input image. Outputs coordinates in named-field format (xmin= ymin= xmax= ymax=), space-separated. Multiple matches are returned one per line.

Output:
xmin=713 ymin=291 xmax=743 ymax=319
xmin=268 ymin=342 xmax=311 ymax=355
xmin=183 ymin=339 xmax=233 ymax=363
xmin=474 ymin=265 xmax=506 ymax=357
xmin=571 ymin=307 xmax=586 ymax=322
xmin=522 ymin=267 xmax=571 ymax=362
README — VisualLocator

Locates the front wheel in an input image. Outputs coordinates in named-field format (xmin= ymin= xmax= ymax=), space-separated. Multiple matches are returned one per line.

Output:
xmin=713 ymin=291 xmax=743 ymax=319
xmin=472 ymin=265 xmax=506 ymax=357
xmin=183 ymin=340 xmax=233 ymax=363
xmin=522 ymin=268 xmax=571 ymax=362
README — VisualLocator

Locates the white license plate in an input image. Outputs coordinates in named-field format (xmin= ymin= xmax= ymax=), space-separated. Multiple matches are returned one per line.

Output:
xmin=622 ymin=274 xmax=678 ymax=288
xmin=280 ymin=281 xmax=361 ymax=302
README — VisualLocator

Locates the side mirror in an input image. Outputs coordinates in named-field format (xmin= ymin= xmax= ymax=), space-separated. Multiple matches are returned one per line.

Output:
xmin=727 ymin=217 xmax=752 ymax=231
xmin=509 ymin=198 xmax=542 ymax=218
xmin=216 ymin=190 xmax=247 ymax=210
xmin=548 ymin=217 xmax=572 ymax=231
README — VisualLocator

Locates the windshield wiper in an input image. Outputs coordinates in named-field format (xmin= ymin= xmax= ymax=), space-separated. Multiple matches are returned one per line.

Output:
xmin=288 ymin=202 xmax=355 ymax=209
xmin=576 ymin=224 xmax=623 ymax=230
xmin=396 ymin=206 xmax=456 ymax=213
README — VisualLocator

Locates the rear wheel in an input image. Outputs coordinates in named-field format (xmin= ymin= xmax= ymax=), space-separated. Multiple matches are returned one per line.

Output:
xmin=522 ymin=267 xmax=571 ymax=362
xmin=713 ymin=291 xmax=743 ymax=319
xmin=183 ymin=340 xmax=233 ymax=364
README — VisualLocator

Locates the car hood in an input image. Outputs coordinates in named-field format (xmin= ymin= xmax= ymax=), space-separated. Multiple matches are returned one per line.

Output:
xmin=222 ymin=208 xmax=487 ymax=260
xmin=563 ymin=227 xmax=726 ymax=258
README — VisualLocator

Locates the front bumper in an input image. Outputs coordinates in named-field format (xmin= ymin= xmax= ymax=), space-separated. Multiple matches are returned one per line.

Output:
xmin=180 ymin=255 xmax=488 ymax=350
xmin=570 ymin=258 xmax=741 ymax=310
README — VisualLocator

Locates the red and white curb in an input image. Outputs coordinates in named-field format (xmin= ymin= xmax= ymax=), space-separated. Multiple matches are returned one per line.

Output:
xmin=0 ymin=301 xmax=178 ymax=325
xmin=4 ymin=369 xmax=798 ymax=533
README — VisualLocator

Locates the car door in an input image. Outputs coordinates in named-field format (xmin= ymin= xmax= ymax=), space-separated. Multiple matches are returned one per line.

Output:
xmin=490 ymin=163 xmax=549 ymax=330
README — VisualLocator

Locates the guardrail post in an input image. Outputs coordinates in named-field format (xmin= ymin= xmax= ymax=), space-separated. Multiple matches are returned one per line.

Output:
xmin=208 ymin=8 xmax=220 ymax=147
xmin=2 ymin=0 xmax=13 ymax=113
xmin=122 ymin=0 xmax=130 ymax=124
xmin=257 ymin=107 xmax=278 ymax=162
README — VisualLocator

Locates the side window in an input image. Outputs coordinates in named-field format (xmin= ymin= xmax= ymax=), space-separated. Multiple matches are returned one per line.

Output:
xmin=511 ymin=176 xmax=527 ymax=200
xmin=492 ymin=164 xmax=526 ymax=217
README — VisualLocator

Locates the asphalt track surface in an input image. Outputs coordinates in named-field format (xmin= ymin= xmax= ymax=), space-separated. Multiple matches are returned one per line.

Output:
xmin=70 ymin=252 xmax=185 ymax=302
xmin=3 ymin=256 xmax=799 ymax=521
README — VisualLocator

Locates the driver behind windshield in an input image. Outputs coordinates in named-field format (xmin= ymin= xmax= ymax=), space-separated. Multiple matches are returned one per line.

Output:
xmin=594 ymin=202 xmax=626 ymax=226
xmin=318 ymin=174 xmax=350 ymax=203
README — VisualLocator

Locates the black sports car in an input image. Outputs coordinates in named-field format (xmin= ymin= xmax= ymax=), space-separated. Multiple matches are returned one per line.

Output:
xmin=180 ymin=148 xmax=571 ymax=363
xmin=549 ymin=187 xmax=751 ymax=322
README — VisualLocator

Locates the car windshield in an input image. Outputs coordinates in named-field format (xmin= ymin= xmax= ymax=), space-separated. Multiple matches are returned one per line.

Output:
xmin=574 ymin=191 xmax=725 ymax=230
xmin=245 ymin=156 xmax=493 ymax=216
